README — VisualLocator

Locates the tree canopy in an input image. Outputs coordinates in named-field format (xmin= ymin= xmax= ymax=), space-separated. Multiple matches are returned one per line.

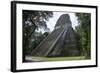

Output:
xmin=23 ymin=10 xmax=53 ymax=40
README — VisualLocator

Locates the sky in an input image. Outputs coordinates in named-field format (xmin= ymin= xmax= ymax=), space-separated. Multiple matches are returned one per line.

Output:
xmin=37 ymin=12 xmax=79 ymax=33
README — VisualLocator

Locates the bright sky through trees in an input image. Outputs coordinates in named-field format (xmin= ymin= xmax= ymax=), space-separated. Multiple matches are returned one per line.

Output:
xmin=37 ymin=12 xmax=79 ymax=33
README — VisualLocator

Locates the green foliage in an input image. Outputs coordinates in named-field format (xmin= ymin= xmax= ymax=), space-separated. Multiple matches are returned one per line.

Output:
xmin=75 ymin=13 xmax=91 ymax=59
xmin=23 ymin=10 xmax=53 ymax=40
xmin=43 ymin=32 xmax=50 ymax=37
xmin=23 ymin=10 xmax=53 ymax=56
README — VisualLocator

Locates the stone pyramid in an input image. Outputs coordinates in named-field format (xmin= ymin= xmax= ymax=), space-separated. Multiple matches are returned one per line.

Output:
xmin=31 ymin=14 xmax=82 ymax=57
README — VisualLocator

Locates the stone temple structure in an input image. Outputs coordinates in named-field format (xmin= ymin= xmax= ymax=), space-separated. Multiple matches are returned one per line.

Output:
xmin=31 ymin=14 xmax=82 ymax=57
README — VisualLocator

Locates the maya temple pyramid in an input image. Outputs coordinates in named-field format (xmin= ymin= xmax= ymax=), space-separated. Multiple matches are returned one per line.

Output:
xmin=31 ymin=14 xmax=82 ymax=57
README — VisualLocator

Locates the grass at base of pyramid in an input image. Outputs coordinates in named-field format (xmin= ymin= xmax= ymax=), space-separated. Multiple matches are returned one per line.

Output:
xmin=32 ymin=56 xmax=88 ymax=62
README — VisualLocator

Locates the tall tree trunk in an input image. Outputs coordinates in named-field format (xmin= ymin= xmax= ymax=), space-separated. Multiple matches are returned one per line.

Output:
xmin=23 ymin=17 xmax=37 ymax=62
